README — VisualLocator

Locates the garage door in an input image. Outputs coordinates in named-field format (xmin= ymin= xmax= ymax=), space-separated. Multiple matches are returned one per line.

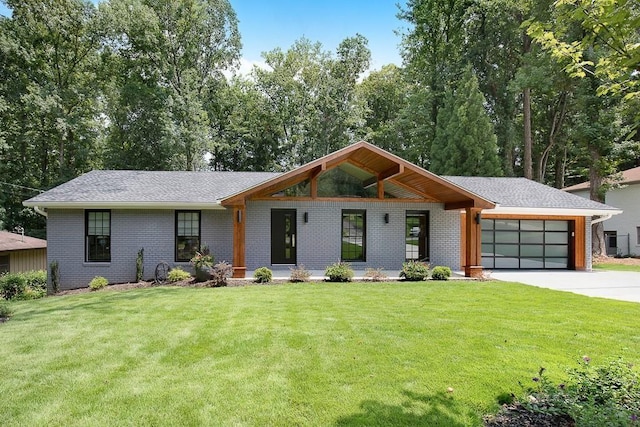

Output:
xmin=481 ymin=219 xmax=571 ymax=269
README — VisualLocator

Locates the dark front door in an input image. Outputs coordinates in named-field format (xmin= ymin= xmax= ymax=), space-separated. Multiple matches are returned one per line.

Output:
xmin=271 ymin=209 xmax=297 ymax=264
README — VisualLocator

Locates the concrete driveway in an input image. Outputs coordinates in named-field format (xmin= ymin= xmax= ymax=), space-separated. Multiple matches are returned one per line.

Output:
xmin=489 ymin=270 xmax=640 ymax=303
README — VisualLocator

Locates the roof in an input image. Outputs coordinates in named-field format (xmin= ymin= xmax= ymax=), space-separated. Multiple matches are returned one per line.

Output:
xmin=24 ymin=170 xmax=281 ymax=209
xmin=221 ymin=141 xmax=496 ymax=210
xmin=444 ymin=176 xmax=621 ymax=216
xmin=0 ymin=231 xmax=47 ymax=252
xmin=564 ymin=165 xmax=640 ymax=191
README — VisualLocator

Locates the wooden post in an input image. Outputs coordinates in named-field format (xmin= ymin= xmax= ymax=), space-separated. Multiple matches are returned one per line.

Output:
xmin=464 ymin=207 xmax=484 ymax=278
xmin=232 ymin=205 xmax=246 ymax=278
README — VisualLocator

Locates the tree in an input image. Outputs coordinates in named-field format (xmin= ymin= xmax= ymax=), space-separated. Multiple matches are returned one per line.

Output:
xmin=102 ymin=0 xmax=241 ymax=171
xmin=430 ymin=67 xmax=502 ymax=176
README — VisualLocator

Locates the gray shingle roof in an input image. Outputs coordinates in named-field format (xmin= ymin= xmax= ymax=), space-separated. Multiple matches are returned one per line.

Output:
xmin=25 ymin=170 xmax=281 ymax=205
xmin=444 ymin=176 xmax=620 ymax=211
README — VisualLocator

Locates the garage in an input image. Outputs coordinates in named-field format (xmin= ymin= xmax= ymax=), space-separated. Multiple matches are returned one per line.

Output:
xmin=481 ymin=218 xmax=572 ymax=269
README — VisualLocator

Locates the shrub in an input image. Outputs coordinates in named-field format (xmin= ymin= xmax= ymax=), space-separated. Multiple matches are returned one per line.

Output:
xmin=168 ymin=268 xmax=192 ymax=283
xmin=190 ymin=246 xmax=214 ymax=271
xmin=50 ymin=260 xmax=60 ymax=294
xmin=88 ymin=276 xmax=108 ymax=291
xmin=0 ymin=300 xmax=14 ymax=319
xmin=508 ymin=358 xmax=640 ymax=426
xmin=21 ymin=270 xmax=47 ymax=299
xmin=289 ymin=265 xmax=311 ymax=282
xmin=430 ymin=266 xmax=452 ymax=281
xmin=324 ymin=262 xmax=354 ymax=282
xmin=399 ymin=260 xmax=429 ymax=281
xmin=0 ymin=273 xmax=27 ymax=300
xmin=254 ymin=267 xmax=273 ymax=283
xmin=364 ymin=267 xmax=388 ymax=282
xmin=136 ymin=248 xmax=144 ymax=282
xmin=210 ymin=261 xmax=233 ymax=287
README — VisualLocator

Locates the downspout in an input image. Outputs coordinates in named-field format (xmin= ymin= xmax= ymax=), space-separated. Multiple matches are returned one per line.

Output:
xmin=33 ymin=206 xmax=48 ymax=217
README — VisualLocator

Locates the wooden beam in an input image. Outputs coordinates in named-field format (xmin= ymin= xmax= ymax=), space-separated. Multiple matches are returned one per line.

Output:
xmin=232 ymin=205 xmax=246 ymax=278
xmin=379 ymin=164 xmax=403 ymax=180
xmin=377 ymin=179 xmax=384 ymax=199
xmin=444 ymin=200 xmax=475 ymax=210
xmin=463 ymin=207 xmax=483 ymax=278
xmin=387 ymin=178 xmax=440 ymax=202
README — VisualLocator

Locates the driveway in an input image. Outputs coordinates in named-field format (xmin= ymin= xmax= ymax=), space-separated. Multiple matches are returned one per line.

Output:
xmin=489 ymin=270 xmax=640 ymax=303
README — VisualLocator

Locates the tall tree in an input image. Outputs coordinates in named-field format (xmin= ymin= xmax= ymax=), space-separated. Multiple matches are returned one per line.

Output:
xmin=102 ymin=0 xmax=241 ymax=170
xmin=430 ymin=66 xmax=502 ymax=176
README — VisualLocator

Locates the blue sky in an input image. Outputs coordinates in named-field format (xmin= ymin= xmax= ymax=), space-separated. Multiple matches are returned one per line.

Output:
xmin=0 ymin=0 xmax=406 ymax=72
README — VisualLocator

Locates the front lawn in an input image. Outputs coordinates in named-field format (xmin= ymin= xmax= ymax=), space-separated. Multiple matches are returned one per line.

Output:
xmin=593 ymin=262 xmax=640 ymax=272
xmin=1 ymin=281 xmax=639 ymax=426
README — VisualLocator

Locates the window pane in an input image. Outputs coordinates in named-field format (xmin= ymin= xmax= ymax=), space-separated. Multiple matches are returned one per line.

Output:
xmin=545 ymin=258 xmax=568 ymax=269
xmin=521 ymin=258 xmax=544 ymax=268
xmin=495 ymin=231 xmax=519 ymax=243
xmin=481 ymin=243 xmax=494 ymax=256
xmin=546 ymin=221 xmax=568 ymax=231
xmin=520 ymin=220 xmax=544 ymax=231
xmin=495 ymin=244 xmax=519 ymax=257
xmin=86 ymin=211 xmax=110 ymax=262
xmin=521 ymin=231 xmax=543 ymax=244
xmin=176 ymin=211 xmax=200 ymax=261
xmin=481 ymin=219 xmax=494 ymax=230
xmin=482 ymin=257 xmax=494 ymax=268
xmin=342 ymin=210 xmax=365 ymax=261
xmin=545 ymin=245 xmax=568 ymax=257
xmin=495 ymin=257 xmax=519 ymax=268
xmin=494 ymin=219 xmax=519 ymax=230
xmin=482 ymin=230 xmax=494 ymax=243
xmin=521 ymin=245 xmax=544 ymax=257
xmin=545 ymin=232 xmax=568 ymax=244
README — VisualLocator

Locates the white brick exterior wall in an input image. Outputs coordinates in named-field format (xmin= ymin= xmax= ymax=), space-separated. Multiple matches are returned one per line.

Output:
xmin=47 ymin=201 xmax=461 ymax=290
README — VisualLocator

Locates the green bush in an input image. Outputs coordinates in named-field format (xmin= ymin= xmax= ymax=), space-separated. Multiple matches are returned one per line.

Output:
xmin=0 ymin=273 xmax=27 ymax=300
xmin=88 ymin=276 xmax=108 ymax=291
xmin=513 ymin=358 xmax=640 ymax=426
xmin=324 ymin=262 xmax=354 ymax=282
xmin=399 ymin=260 xmax=429 ymax=281
xmin=289 ymin=265 xmax=311 ymax=282
xmin=210 ymin=261 xmax=233 ymax=287
xmin=254 ymin=267 xmax=273 ymax=283
xmin=430 ymin=266 xmax=452 ymax=281
xmin=168 ymin=268 xmax=192 ymax=283
xmin=0 ymin=300 xmax=14 ymax=318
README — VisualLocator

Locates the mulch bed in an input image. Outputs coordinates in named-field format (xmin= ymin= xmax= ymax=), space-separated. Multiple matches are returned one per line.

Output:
xmin=593 ymin=255 xmax=640 ymax=266
xmin=484 ymin=403 xmax=575 ymax=427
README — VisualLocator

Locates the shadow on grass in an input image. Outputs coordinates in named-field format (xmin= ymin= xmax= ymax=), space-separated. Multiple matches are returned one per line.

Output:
xmin=335 ymin=390 xmax=478 ymax=426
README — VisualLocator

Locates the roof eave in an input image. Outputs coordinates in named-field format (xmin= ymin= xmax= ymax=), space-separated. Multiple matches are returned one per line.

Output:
xmin=487 ymin=206 xmax=623 ymax=217
xmin=22 ymin=201 xmax=226 ymax=210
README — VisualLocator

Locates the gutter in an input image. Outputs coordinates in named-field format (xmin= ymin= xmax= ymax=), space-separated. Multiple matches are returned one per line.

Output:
xmin=33 ymin=206 xmax=48 ymax=217
xmin=590 ymin=213 xmax=613 ymax=224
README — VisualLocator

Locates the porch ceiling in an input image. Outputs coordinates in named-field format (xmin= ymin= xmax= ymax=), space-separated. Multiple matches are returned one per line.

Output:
xmin=220 ymin=141 xmax=495 ymax=210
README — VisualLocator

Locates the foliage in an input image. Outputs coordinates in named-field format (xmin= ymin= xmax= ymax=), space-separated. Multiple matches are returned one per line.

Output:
xmin=190 ymin=248 xmax=214 ymax=271
xmin=19 ymin=270 xmax=47 ymax=299
xmin=430 ymin=66 xmax=502 ymax=176
xmin=88 ymin=276 xmax=108 ymax=291
xmin=430 ymin=266 xmax=452 ymax=281
xmin=0 ymin=300 xmax=13 ymax=318
xmin=167 ymin=268 xmax=192 ymax=283
xmin=50 ymin=261 xmax=60 ymax=294
xmin=0 ymin=273 xmax=26 ymax=300
xmin=253 ymin=267 xmax=273 ymax=283
xmin=399 ymin=260 xmax=429 ymax=281
xmin=209 ymin=261 xmax=233 ymax=287
xmin=136 ymin=248 xmax=144 ymax=282
xmin=364 ymin=268 xmax=388 ymax=282
xmin=519 ymin=358 xmax=640 ymax=426
xmin=324 ymin=261 xmax=354 ymax=282
xmin=289 ymin=265 xmax=311 ymax=283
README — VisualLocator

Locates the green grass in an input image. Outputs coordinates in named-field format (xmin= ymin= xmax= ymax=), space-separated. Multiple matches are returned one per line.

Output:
xmin=593 ymin=262 xmax=640 ymax=272
xmin=1 ymin=281 xmax=639 ymax=426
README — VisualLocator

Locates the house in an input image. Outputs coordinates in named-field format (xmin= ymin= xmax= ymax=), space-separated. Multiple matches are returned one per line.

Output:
xmin=565 ymin=166 xmax=640 ymax=256
xmin=23 ymin=142 xmax=621 ymax=290
xmin=0 ymin=230 xmax=47 ymax=274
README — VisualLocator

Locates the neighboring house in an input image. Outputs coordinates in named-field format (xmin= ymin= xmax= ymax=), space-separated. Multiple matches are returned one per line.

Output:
xmin=0 ymin=231 xmax=47 ymax=274
xmin=23 ymin=142 xmax=620 ymax=290
xmin=565 ymin=166 xmax=640 ymax=256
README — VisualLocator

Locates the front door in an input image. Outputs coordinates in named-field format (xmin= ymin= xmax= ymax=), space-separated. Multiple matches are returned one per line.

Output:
xmin=271 ymin=209 xmax=297 ymax=264
xmin=406 ymin=211 xmax=429 ymax=261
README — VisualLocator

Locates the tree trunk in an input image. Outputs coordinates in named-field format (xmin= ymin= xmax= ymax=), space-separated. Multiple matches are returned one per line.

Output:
xmin=522 ymin=31 xmax=533 ymax=180
xmin=589 ymin=149 xmax=607 ymax=256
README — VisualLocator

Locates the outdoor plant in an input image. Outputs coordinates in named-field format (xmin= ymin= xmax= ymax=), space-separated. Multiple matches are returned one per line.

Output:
xmin=494 ymin=357 xmax=640 ymax=426
xmin=191 ymin=245 xmax=214 ymax=282
xmin=50 ymin=260 xmax=60 ymax=294
xmin=324 ymin=261 xmax=354 ymax=282
xmin=254 ymin=267 xmax=273 ymax=283
xmin=136 ymin=248 xmax=144 ymax=282
xmin=289 ymin=264 xmax=311 ymax=282
xmin=0 ymin=300 xmax=13 ymax=320
xmin=0 ymin=273 xmax=26 ymax=300
xmin=430 ymin=266 xmax=452 ymax=281
xmin=88 ymin=276 xmax=108 ymax=291
xmin=210 ymin=261 xmax=233 ymax=287
xmin=399 ymin=260 xmax=429 ymax=281
xmin=167 ymin=268 xmax=191 ymax=283
xmin=364 ymin=267 xmax=388 ymax=282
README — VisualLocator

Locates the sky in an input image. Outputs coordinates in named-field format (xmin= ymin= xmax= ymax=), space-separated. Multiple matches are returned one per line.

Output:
xmin=0 ymin=0 xmax=407 ymax=73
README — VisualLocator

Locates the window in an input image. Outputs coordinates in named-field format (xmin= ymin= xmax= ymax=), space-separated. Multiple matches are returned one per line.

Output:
xmin=176 ymin=211 xmax=200 ymax=262
xmin=0 ymin=255 xmax=9 ymax=273
xmin=406 ymin=211 xmax=429 ymax=261
xmin=86 ymin=210 xmax=111 ymax=262
xmin=637 ymin=227 xmax=640 ymax=245
xmin=341 ymin=210 xmax=366 ymax=261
